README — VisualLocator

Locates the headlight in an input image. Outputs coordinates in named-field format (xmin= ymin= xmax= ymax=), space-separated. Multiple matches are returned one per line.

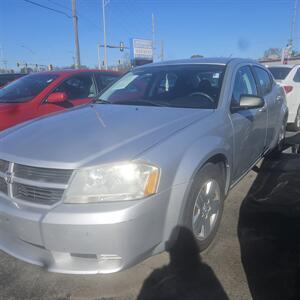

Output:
xmin=64 ymin=162 xmax=160 ymax=203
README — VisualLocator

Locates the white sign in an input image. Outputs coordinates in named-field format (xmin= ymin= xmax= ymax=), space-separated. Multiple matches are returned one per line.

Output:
xmin=130 ymin=38 xmax=153 ymax=61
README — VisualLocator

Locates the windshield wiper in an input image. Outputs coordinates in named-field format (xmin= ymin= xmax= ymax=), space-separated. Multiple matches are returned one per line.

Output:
xmin=92 ymin=98 xmax=111 ymax=104
xmin=113 ymin=100 xmax=166 ymax=107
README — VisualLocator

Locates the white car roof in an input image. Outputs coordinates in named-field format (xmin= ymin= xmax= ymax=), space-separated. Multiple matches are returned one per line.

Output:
xmin=267 ymin=64 xmax=295 ymax=68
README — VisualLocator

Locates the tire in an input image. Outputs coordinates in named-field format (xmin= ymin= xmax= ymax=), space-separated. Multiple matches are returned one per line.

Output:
xmin=287 ymin=106 xmax=300 ymax=132
xmin=182 ymin=162 xmax=225 ymax=251
xmin=277 ymin=117 xmax=287 ymax=152
xmin=268 ymin=116 xmax=287 ymax=158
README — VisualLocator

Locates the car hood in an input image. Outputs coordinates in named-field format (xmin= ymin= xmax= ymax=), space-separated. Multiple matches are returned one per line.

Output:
xmin=0 ymin=104 xmax=213 ymax=169
xmin=0 ymin=102 xmax=21 ymax=112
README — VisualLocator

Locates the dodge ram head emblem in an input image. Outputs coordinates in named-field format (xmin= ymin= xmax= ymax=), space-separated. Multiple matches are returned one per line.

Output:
xmin=4 ymin=171 xmax=14 ymax=184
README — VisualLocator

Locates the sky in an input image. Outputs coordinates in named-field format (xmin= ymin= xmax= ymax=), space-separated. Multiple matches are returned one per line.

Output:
xmin=0 ymin=0 xmax=298 ymax=70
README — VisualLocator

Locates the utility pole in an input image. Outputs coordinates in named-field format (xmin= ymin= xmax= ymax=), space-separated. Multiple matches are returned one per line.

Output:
xmin=160 ymin=40 xmax=164 ymax=61
xmin=72 ymin=0 xmax=81 ymax=69
xmin=102 ymin=0 xmax=109 ymax=70
xmin=289 ymin=0 xmax=299 ymax=50
xmin=0 ymin=46 xmax=7 ymax=72
xmin=152 ymin=13 xmax=155 ymax=62
xmin=97 ymin=44 xmax=101 ymax=70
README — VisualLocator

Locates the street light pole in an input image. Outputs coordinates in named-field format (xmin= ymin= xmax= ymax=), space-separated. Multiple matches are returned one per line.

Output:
xmin=97 ymin=44 xmax=101 ymax=70
xmin=102 ymin=0 xmax=108 ymax=70
xmin=290 ymin=0 xmax=298 ymax=49
xmin=152 ymin=13 xmax=155 ymax=62
xmin=72 ymin=0 xmax=81 ymax=69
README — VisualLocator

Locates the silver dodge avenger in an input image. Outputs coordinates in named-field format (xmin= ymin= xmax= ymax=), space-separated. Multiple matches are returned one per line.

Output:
xmin=0 ymin=58 xmax=288 ymax=274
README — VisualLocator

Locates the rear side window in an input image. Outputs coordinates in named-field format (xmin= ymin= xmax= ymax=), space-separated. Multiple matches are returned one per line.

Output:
xmin=253 ymin=66 xmax=272 ymax=95
xmin=293 ymin=68 xmax=300 ymax=82
xmin=268 ymin=67 xmax=292 ymax=80
xmin=95 ymin=73 xmax=118 ymax=91
xmin=232 ymin=66 xmax=258 ymax=105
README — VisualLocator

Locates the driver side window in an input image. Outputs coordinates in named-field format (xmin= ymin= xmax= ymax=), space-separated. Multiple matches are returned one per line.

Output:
xmin=53 ymin=74 xmax=96 ymax=100
xmin=232 ymin=66 xmax=258 ymax=107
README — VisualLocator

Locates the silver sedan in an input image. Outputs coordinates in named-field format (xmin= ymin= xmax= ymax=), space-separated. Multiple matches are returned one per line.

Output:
xmin=0 ymin=58 xmax=288 ymax=274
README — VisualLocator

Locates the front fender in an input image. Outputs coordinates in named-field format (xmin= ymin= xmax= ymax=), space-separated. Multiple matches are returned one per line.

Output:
xmin=160 ymin=135 xmax=232 ymax=245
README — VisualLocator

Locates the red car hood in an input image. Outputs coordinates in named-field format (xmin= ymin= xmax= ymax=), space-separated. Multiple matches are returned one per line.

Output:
xmin=0 ymin=103 xmax=21 ymax=111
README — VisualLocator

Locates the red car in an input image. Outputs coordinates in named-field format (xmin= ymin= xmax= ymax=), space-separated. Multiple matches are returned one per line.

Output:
xmin=0 ymin=69 xmax=120 ymax=131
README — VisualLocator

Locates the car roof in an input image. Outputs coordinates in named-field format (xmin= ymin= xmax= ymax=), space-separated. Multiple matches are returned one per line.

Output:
xmin=135 ymin=57 xmax=258 ymax=69
xmin=266 ymin=64 xmax=295 ymax=68
xmin=0 ymin=73 xmax=24 ymax=77
xmin=31 ymin=69 xmax=121 ymax=76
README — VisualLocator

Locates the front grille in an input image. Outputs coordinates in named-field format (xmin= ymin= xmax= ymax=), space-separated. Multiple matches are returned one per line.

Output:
xmin=14 ymin=164 xmax=72 ymax=184
xmin=0 ymin=160 xmax=9 ymax=173
xmin=0 ymin=161 xmax=73 ymax=206
xmin=13 ymin=183 xmax=64 ymax=205
xmin=0 ymin=177 xmax=7 ymax=195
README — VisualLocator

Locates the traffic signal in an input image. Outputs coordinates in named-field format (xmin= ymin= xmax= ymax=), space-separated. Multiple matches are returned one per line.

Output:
xmin=120 ymin=42 xmax=124 ymax=52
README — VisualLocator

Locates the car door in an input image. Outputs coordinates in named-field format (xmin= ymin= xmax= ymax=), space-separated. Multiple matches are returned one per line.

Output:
xmin=55 ymin=73 xmax=96 ymax=106
xmin=230 ymin=65 xmax=268 ymax=181
xmin=252 ymin=65 xmax=281 ymax=147
xmin=37 ymin=73 xmax=96 ymax=116
xmin=94 ymin=72 xmax=119 ymax=93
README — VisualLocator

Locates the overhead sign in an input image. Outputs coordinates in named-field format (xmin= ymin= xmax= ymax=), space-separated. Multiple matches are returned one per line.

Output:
xmin=130 ymin=38 xmax=153 ymax=63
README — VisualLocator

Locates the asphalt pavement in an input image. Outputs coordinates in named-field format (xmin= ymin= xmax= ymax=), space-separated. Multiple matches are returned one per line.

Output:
xmin=0 ymin=134 xmax=300 ymax=300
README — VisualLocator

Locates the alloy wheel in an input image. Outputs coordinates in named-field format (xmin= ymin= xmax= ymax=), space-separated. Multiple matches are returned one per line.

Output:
xmin=192 ymin=179 xmax=221 ymax=241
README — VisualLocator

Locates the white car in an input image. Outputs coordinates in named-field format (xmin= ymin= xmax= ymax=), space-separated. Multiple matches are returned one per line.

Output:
xmin=268 ymin=64 xmax=300 ymax=131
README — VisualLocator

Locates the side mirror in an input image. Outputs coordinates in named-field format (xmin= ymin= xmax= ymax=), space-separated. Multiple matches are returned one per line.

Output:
xmin=47 ymin=92 xmax=68 ymax=103
xmin=232 ymin=95 xmax=265 ymax=112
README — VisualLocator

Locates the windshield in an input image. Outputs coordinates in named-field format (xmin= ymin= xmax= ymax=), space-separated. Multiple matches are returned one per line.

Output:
xmin=268 ymin=67 xmax=292 ymax=80
xmin=99 ymin=65 xmax=225 ymax=109
xmin=0 ymin=73 xmax=58 ymax=103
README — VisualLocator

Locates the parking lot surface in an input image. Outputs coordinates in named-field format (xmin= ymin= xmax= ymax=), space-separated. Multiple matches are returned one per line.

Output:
xmin=0 ymin=134 xmax=300 ymax=300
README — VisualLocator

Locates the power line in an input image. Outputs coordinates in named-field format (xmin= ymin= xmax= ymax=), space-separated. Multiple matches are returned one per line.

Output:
xmin=49 ymin=0 xmax=102 ymax=31
xmin=23 ymin=0 xmax=72 ymax=18
xmin=46 ymin=0 xmax=72 ymax=11
xmin=24 ymin=0 xmax=101 ymax=31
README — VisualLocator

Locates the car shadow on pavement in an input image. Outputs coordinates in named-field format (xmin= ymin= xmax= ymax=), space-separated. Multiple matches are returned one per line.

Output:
xmin=238 ymin=136 xmax=300 ymax=300
xmin=137 ymin=226 xmax=229 ymax=300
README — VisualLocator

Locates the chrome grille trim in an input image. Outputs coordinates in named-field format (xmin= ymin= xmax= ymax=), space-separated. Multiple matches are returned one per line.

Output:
xmin=14 ymin=163 xmax=72 ymax=184
xmin=13 ymin=176 xmax=68 ymax=190
xmin=0 ymin=161 xmax=73 ymax=206
xmin=13 ymin=183 xmax=64 ymax=205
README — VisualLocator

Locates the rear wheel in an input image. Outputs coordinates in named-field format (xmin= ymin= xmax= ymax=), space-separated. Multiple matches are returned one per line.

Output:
xmin=269 ymin=116 xmax=287 ymax=158
xmin=182 ymin=163 xmax=225 ymax=251
xmin=287 ymin=106 xmax=300 ymax=132
xmin=277 ymin=119 xmax=287 ymax=151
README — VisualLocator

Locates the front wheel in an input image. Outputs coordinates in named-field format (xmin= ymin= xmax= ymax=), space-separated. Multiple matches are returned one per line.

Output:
xmin=182 ymin=163 xmax=225 ymax=251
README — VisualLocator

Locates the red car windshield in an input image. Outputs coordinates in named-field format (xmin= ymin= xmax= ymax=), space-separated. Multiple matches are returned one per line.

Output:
xmin=0 ymin=73 xmax=58 ymax=103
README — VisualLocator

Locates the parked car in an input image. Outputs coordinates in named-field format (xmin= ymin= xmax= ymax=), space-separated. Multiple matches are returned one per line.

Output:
xmin=0 ymin=58 xmax=287 ymax=274
xmin=268 ymin=64 xmax=300 ymax=131
xmin=0 ymin=73 xmax=25 ymax=88
xmin=0 ymin=69 xmax=120 ymax=131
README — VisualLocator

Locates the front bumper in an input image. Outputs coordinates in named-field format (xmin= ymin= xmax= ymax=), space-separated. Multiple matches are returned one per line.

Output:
xmin=0 ymin=190 xmax=170 ymax=274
